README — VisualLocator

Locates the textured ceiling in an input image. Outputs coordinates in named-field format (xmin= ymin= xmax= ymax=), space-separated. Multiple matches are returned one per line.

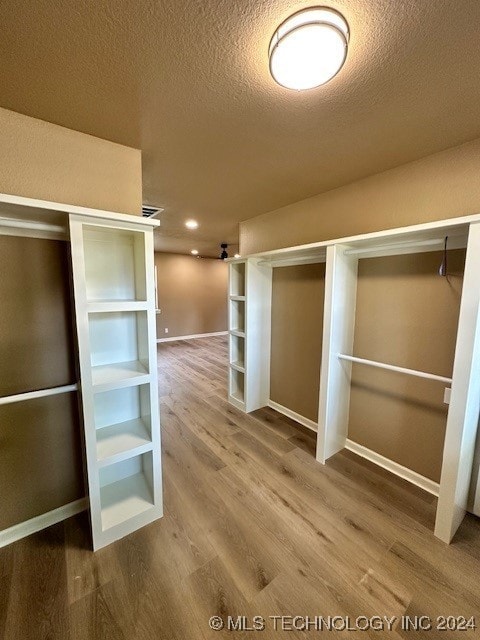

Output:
xmin=1 ymin=0 xmax=480 ymax=256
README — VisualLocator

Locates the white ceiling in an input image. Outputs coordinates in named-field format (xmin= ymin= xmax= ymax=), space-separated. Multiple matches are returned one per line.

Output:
xmin=1 ymin=0 xmax=480 ymax=256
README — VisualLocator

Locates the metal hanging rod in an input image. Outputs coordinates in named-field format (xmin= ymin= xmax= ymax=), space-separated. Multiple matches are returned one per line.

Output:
xmin=337 ymin=354 xmax=452 ymax=384
xmin=0 ymin=383 xmax=79 ymax=406
xmin=343 ymin=238 xmax=445 ymax=256
xmin=257 ymin=255 xmax=326 ymax=267
xmin=0 ymin=217 xmax=65 ymax=234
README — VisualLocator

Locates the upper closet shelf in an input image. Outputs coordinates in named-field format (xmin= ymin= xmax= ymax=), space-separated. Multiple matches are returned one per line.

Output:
xmin=240 ymin=216 xmax=475 ymax=266
xmin=0 ymin=193 xmax=160 ymax=230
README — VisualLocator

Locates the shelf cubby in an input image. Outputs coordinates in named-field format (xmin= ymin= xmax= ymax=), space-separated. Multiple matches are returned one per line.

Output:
xmin=89 ymin=311 xmax=149 ymax=387
xmin=94 ymin=385 xmax=152 ymax=465
xmin=229 ymin=261 xmax=245 ymax=297
xmin=230 ymin=333 xmax=245 ymax=371
xmin=83 ymin=226 xmax=147 ymax=302
xmin=230 ymin=299 xmax=245 ymax=333
xmin=99 ymin=452 xmax=155 ymax=531
xmin=230 ymin=369 xmax=245 ymax=404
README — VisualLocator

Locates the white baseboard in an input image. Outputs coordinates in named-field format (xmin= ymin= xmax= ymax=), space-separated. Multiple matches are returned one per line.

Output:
xmin=268 ymin=400 xmax=318 ymax=433
xmin=266 ymin=402 xmax=439 ymax=496
xmin=0 ymin=497 xmax=88 ymax=549
xmin=157 ymin=331 xmax=227 ymax=343
xmin=345 ymin=439 xmax=440 ymax=496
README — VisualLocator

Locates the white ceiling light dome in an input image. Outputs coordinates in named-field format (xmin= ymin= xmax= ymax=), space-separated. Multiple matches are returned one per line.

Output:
xmin=269 ymin=7 xmax=349 ymax=91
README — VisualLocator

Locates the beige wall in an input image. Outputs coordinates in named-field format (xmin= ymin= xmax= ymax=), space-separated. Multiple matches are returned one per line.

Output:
xmin=155 ymin=253 xmax=228 ymax=339
xmin=240 ymin=137 xmax=480 ymax=255
xmin=0 ymin=106 xmax=142 ymax=214
xmin=270 ymin=264 xmax=325 ymax=422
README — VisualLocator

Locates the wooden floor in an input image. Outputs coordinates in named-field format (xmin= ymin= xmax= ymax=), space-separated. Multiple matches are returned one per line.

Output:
xmin=1 ymin=335 xmax=480 ymax=639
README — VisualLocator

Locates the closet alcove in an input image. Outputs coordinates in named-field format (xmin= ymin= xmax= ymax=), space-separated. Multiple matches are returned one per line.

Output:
xmin=269 ymin=263 xmax=325 ymax=428
xmin=348 ymin=249 xmax=465 ymax=485
xmin=228 ymin=215 xmax=480 ymax=543
xmin=0 ymin=194 xmax=163 ymax=551
xmin=0 ymin=234 xmax=82 ymax=533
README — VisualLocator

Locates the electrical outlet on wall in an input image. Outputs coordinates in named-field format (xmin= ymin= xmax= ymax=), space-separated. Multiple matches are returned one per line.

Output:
xmin=444 ymin=387 xmax=451 ymax=405
xmin=165 ymin=328 xmax=169 ymax=334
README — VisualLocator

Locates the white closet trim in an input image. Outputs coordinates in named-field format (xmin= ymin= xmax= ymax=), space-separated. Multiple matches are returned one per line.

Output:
xmin=268 ymin=400 xmax=318 ymax=432
xmin=345 ymin=439 xmax=440 ymax=496
xmin=0 ymin=498 xmax=88 ymax=549
xmin=0 ymin=384 xmax=78 ymax=406
xmin=338 ymin=354 xmax=452 ymax=385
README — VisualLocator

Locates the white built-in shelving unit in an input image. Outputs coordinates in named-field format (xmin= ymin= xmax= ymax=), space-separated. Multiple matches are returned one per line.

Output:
xmin=228 ymin=259 xmax=272 ymax=411
xmin=228 ymin=261 xmax=247 ymax=408
xmin=228 ymin=215 xmax=480 ymax=543
xmin=70 ymin=216 xmax=162 ymax=550
xmin=0 ymin=193 xmax=162 ymax=551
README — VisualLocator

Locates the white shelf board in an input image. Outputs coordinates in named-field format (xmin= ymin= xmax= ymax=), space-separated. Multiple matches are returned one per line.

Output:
xmin=229 ymin=330 xmax=245 ymax=338
xmin=96 ymin=418 xmax=153 ymax=466
xmin=87 ymin=301 xmax=148 ymax=313
xmin=92 ymin=361 xmax=150 ymax=391
xmin=230 ymin=295 xmax=246 ymax=301
xmin=100 ymin=472 xmax=154 ymax=531
xmin=230 ymin=361 xmax=245 ymax=373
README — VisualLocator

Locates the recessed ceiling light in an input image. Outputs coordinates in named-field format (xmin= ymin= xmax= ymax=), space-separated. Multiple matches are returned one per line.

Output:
xmin=234 ymin=254 xmax=241 ymax=259
xmin=269 ymin=7 xmax=349 ymax=91
xmin=191 ymin=249 xmax=199 ymax=255
xmin=185 ymin=219 xmax=199 ymax=229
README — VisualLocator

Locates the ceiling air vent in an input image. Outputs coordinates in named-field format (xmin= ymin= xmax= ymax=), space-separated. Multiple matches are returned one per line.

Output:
xmin=142 ymin=205 xmax=163 ymax=218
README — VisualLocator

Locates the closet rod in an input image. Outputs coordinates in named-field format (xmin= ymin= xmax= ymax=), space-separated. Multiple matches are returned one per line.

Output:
xmin=0 ymin=383 xmax=78 ymax=406
xmin=0 ymin=217 xmax=65 ymax=234
xmin=257 ymin=255 xmax=325 ymax=267
xmin=344 ymin=238 xmax=443 ymax=256
xmin=337 ymin=354 xmax=452 ymax=384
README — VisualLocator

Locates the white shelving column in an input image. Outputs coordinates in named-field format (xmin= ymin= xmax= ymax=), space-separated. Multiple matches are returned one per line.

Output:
xmin=316 ymin=244 xmax=358 ymax=463
xmin=228 ymin=260 xmax=247 ymax=410
xmin=435 ymin=222 xmax=480 ymax=542
xmin=69 ymin=214 xmax=163 ymax=550
xmin=228 ymin=258 xmax=272 ymax=413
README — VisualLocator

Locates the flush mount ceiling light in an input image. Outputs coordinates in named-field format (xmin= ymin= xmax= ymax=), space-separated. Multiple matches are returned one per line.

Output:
xmin=269 ymin=7 xmax=349 ymax=91
xmin=191 ymin=249 xmax=199 ymax=255
xmin=185 ymin=219 xmax=198 ymax=229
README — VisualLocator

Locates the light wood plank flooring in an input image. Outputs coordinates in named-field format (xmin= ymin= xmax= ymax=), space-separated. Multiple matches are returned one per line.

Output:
xmin=1 ymin=335 xmax=480 ymax=639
